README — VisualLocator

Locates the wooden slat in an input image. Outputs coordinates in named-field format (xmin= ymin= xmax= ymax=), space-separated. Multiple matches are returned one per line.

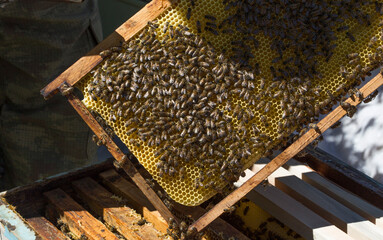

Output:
xmin=100 ymin=169 xmax=250 ymax=240
xmin=285 ymin=159 xmax=383 ymax=228
xmin=295 ymin=147 xmax=383 ymax=210
xmin=43 ymin=188 xmax=119 ymax=240
xmin=63 ymin=92 xmax=176 ymax=224
xmin=27 ymin=215 xmax=69 ymax=240
xmin=40 ymin=0 xmax=173 ymax=99
xmin=243 ymin=179 xmax=353 ymax=240
xmin=72 ymin=177 xmax=161 ymax=240
xmin=252 ymin=164 xmax=383 ymax=240
xmin=189 ymin=73 xmax=383 ymax=233
xmin=1 ymin=160 xmax=113 ymax=220
xmin=100 ymin=169 xmax=169 ymax=234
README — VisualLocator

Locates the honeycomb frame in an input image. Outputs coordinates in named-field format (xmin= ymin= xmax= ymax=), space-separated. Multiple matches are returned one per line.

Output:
xmin=74 ymin=0 xmax=383 ymax=206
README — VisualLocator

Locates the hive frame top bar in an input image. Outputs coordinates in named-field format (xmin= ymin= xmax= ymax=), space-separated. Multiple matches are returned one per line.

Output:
xmin=41 ymin=0 xmax=174 ymax=99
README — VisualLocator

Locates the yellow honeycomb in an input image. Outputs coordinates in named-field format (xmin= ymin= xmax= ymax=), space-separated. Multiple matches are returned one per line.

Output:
xmin=77 ymin=0 xmax=383 ymax=206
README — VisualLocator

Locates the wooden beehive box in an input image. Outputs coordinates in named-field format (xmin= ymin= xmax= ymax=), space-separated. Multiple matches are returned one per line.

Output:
xmin=0 ymin=158 xmax=252 ymax=240
xmin=1 ymin=150 xmax=383 ymax=239
xmin=38 ymin=0 xmax=383 ymax=235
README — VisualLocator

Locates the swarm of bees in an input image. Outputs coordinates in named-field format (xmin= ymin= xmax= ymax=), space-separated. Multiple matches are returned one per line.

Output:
xmin=89 ymin=21 xmax=266 ymax=191
xmin=84 ymin=0 xmax=383 ymax=202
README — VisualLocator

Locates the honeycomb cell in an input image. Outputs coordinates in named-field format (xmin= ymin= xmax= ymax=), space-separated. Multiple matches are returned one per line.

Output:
xmin=75 ymin=1 xmax=383 ymax=206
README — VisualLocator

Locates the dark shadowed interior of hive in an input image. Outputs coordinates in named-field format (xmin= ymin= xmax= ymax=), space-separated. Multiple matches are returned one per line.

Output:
xmin=76 ymin=0 xmax=383 ymax=206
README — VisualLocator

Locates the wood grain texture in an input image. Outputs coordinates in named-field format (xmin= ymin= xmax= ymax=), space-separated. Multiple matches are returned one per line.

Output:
xmin=1 ymin=160 xmax=113 ymax=219
xmin=295 ymin=147 xmax=383 ymax=211
xmin=189 ymin=74 xmax=383 ymax=232
xmin=100 ymin=169 xmax=249 ymax=240
xmin=72 ymin=177 xmax=162 ymax=240
xmin=41 ymin=0 xmax=173 ymax=99
xmin=100 ymin=169 xmax=169 ymax=234
xmin=64 ymin=92 xmax=176 ymax=223
xmin=285 ymin=159 xmax=383 ymax=228
xmin=43 ymin=188 xmax=119 ymax=240
xmin=245 ymin=183 xmax=352 ymax=240
xmin=253 ymin=163 xmax=383 ymax=240
xmin=27 ymin=215 xmax=69 ymax=240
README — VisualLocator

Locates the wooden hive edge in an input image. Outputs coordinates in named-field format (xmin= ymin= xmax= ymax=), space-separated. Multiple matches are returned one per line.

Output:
xmin=295 ymin=147 xmax=383 ymax=210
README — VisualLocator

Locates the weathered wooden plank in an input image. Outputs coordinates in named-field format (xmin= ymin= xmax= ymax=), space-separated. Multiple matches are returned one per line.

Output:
xmin=27 ymin=215 xmax=69 ymax=240
xmin=189 ymin=73 xmax=383 ymax=233
xmin=63 ymin=92 xmax=176 ymax=224
xmin=43 ymin=188 xmax=119 ymax=240
xmin=285 ymin=159 xmax=383 ymax=228
xmin=100 ymin=169 xmax=249 ymax=240
xmin=0 ymin=199 xmax=39 ymax=240
xmin=100 ymin=169 xmax=169 ymax=234
xmin=243 ymin=178 xmax=353 ymax=240
xmin=72 ymin=177 xmax=162 ymax=240
xmin=1 ymin=160 xmax=113 ymax=220
xmin=295 ymin=147 xmax=383 ymax=211
xmin=252 ymin=164 xmax=383 ymax=240
xmin=41 ymin=0 xmax=173 ymax=99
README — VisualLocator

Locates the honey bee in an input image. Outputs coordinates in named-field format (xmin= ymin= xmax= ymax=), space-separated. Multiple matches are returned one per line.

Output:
xmin=258 ymin=222 xmax=267 ymax=230
xmin=336 ymin=25 xmax=349 ymax=32
xmin=99 ymin=50 xmax=112 ymax=58
xmin=346 ymin=32 xmax=356 ymax=42
xmin=256 ymin=100 xmax=266 ymax=110
xmin=206 ymin=22 xmax=217 ymax=29
xmin=243 ymin=206 xmax=250 ymax=216
xmin=349 ymin=88 xmax=363 ymax=101
xmin=223 ymin=206 xmax=236 ymax=214
xmin=264 ymin=102 xmax=271 ymax=113
xmin=204 ymin=14 xmax=216 ymax=21
xmin=311 ymin=139 xmax=319 ymax=148
xmin=347 ymin=53 xmax=359 ymax=59
xmin=368 ymin=36 xmax=378 ymax=48
xmin=196 ymin=20 xmax=201 ymax=33
xmin=363 ymin=90 xmax=379 ymax=103
xmin=186 ymin=226 xmax=197 ymax=237
xmin=348 ymin=58 xmax=359 ymax=65
xmin=186 ymin=7 xmax=192 ymax=20
xmin=273 ymin=90 xmax=282 ymax=98
xmin=308 ymin=123 xmax=321 ymax=134
xmin=159 ymin=169 xmax=164 ymax=177
xmin=330 ymin=121 xmax=341 ymax=129
xmin=205 ymin=26 xmax=219 ymax=35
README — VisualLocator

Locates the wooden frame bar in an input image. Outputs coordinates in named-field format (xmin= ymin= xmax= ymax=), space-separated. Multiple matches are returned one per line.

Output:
xmin=100 ymin=169 xmax=170 ymax=234
xmin=189 ymin=74 xmax=383 ymax=232
xmin=41 ymin=0 xmax=173 ymax=99
xmin=44 ymin=188 xmax=119 ymax=240
xmin=26 ymin=212 xmax=69 ymax=240
xmin=62 ymin=92 xmax=177 ymax=224
xmin=72 ymin=177 xmax=162 ymax=239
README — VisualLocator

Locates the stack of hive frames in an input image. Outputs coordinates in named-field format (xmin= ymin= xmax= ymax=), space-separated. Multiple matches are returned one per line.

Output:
xmin=76 ymin=0 xmax=383 ymax=206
